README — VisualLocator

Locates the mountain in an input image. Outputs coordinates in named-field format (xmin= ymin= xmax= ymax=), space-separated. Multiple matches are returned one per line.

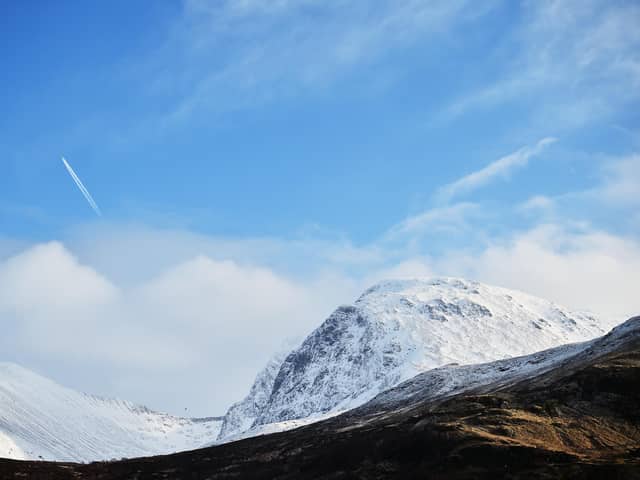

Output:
xmin=6 ymin=316 xmax=639 ymax=479
xmin=218 ymin=277 xmax=613 ymax=440
xmin=0 ymin=363 xmax=222 ymax=462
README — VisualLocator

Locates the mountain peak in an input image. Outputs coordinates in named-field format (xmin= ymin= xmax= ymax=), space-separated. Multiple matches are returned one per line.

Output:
xmin=357 ymin=276 xmax=478 ymax=297
xmin=218 ymin=277 xmax=611 ymax=440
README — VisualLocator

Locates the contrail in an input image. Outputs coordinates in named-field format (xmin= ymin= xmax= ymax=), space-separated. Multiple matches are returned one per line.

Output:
xmin=61 ymin=157 xmax=102 ymax=216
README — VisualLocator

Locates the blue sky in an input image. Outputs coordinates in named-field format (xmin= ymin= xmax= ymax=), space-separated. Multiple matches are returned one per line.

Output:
xmin=3 ymin=0 xmax=637 ymax=241
xmin=1 ymin=0 xmax=639 ymax=415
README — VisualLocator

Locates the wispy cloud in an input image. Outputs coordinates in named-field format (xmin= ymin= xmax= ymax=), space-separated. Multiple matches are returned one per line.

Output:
xmin=435 ymin=137 xmax=556 ymax=203
xmin=386 ymin=202 xmax=478 ymax=240
xmin=519 ymin=195 xmax=555 ymax=212
xmin=439 ymin=0 xmax=640 ymax=128
xmin=158 ymin=0 xmax=492 ymax=121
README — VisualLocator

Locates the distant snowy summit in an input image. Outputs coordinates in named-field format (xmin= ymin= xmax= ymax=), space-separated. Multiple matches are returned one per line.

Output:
xmin=218 ymin=277 xmax=613 ymax=441
xmin=0 ymin=363 xmax=222 ymax=462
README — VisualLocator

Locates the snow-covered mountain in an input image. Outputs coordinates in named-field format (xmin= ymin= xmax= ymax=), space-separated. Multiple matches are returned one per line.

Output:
xmin=0 ymin=363 xmax=222 ymax=462
xmin=218 ymin=277 xmax=614 ymax=441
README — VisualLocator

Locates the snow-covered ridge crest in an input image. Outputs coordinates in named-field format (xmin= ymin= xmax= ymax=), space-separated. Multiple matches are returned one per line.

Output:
xmin=0 ymin=362 xmax=222 ymax=462
xmin=218 ymin=277 xmax=613 ymax=441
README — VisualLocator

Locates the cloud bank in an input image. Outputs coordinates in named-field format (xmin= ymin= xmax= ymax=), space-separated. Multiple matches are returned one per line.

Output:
xmin=0 ymin=240 xmax=356 ymax=416
xmin=1 ymin=214 xmax=639 ymax=417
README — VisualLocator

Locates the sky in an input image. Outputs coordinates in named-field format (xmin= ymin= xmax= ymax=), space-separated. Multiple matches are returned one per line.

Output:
xmin=1 ymin=0 xmax=639 ymax=416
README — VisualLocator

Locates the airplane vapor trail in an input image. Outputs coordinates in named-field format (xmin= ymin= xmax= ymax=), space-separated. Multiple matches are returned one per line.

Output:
xmin=61 ymin=157 xmax=102 ymax=216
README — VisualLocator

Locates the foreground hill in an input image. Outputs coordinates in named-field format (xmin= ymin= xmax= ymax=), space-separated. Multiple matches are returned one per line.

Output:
xmin=3 ymin=316 xmax=638 ymax=479
xmin=218 ymin=278 xmax=611 ymax=440
xmin=0 ymin=363 xmax=222 ymax=462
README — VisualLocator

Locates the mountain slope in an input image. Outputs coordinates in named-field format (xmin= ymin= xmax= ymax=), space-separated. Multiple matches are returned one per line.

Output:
xmin=216 ymin=349 xmax=289 ymax=440
xmin=219 ymin=277 xmax=613 ymax=440
xmin=6 ymin=316 xmax=639 ymax=479
xmin=0 ymin=363 xmax=222 ymax=462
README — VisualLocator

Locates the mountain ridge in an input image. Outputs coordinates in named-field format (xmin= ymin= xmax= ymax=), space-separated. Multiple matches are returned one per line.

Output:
xmin=0 ymin=362 xmax=222 ymax=462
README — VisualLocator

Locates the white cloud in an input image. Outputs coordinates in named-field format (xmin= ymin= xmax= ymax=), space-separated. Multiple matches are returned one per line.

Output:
xmin=435 ymin=138 xmax=556 ymax=203
xmin=0 ymin=242 xmax=116 ymax=316
xmin=0 ymin=240 xmax=357 ymax=416
xmin=136 ymin=255 xmax=315 ymax=340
